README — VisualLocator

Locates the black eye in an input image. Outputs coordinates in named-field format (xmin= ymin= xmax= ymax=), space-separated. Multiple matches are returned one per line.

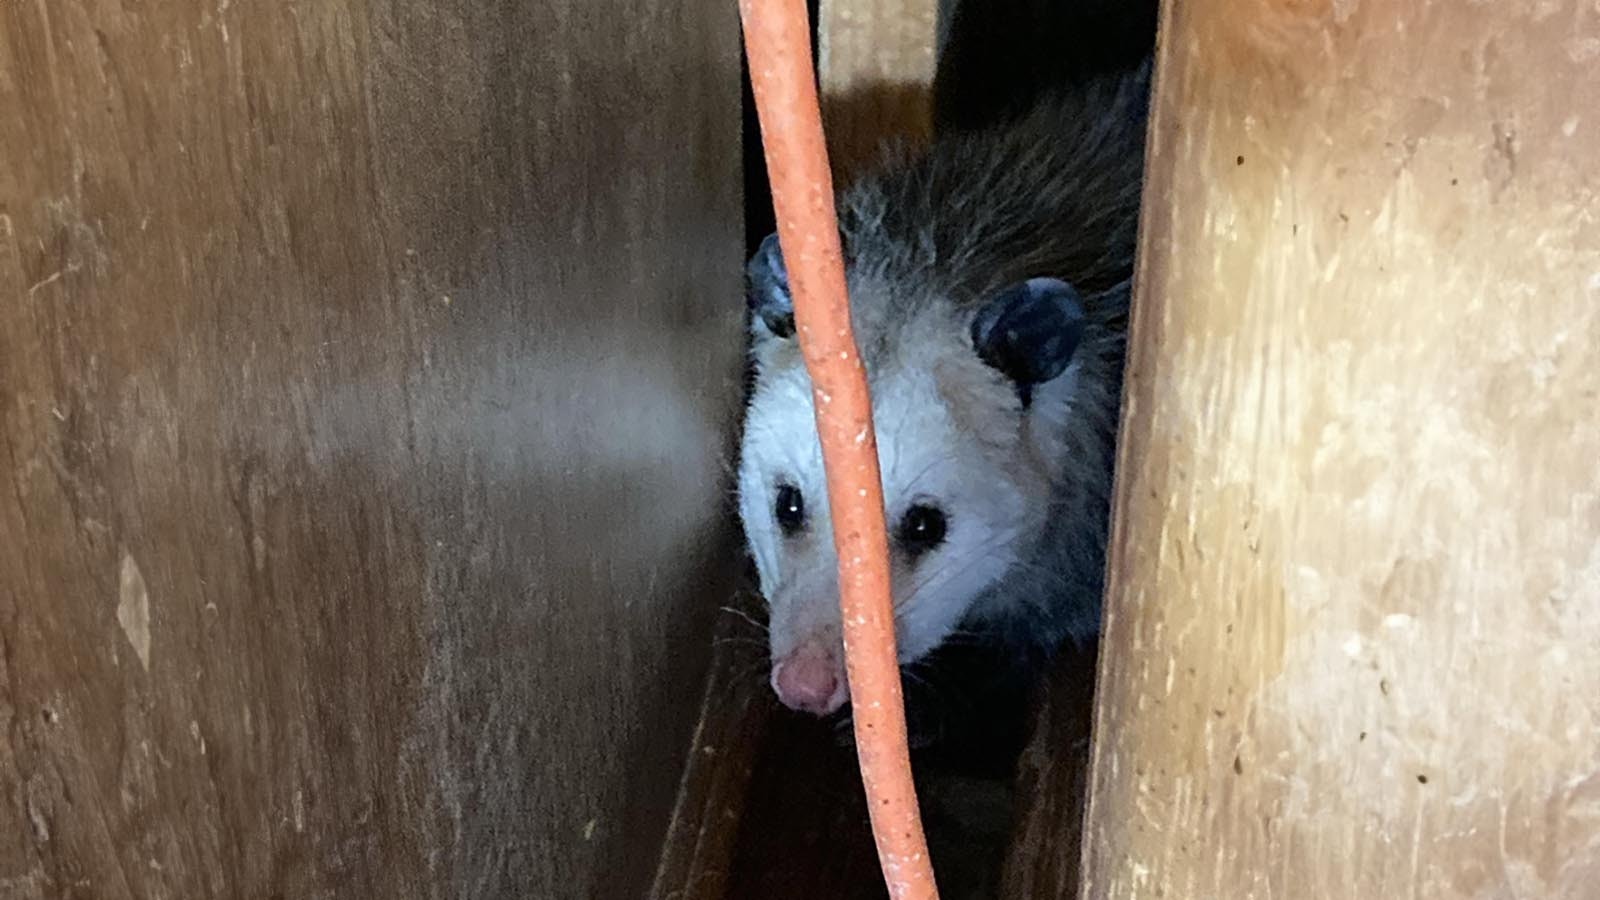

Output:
xmin=896 ymin=504 xmax=947 ymax=558
xmin=775 ymin=483 xmax=805 ymax=535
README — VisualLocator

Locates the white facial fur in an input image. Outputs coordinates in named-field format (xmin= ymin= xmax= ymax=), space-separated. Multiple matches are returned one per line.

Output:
xmin=738 ymin=312 xmax=1078 ymax=694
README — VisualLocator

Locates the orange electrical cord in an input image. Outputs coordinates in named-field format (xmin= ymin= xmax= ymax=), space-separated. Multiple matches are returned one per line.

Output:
xmin=737 ymin=2 xmax=940 ymax=898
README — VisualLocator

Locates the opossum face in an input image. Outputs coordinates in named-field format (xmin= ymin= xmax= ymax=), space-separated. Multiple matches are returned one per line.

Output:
xmin=738 ymin=235 xmax=1087 ymax=716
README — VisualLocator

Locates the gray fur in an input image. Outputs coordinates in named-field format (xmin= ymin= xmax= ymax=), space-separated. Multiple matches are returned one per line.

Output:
xmin=737 ymin=44 xmax=1151 ymax=740
xmin=829 ymin=60 xmax=1149 ymax=664
xmin=836 ymin=60 xmax=1148 ymax=336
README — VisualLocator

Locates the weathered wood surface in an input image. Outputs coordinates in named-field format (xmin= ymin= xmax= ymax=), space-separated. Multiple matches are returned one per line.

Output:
xmin=816 ymin=0 xmax=940 ymax=180
xmin=0 ymin=2 xmax=743 ymax=898
xmin=1081 ymin=0 xmax=1600 ymax=898
xmin=998 ymin=645 xmax=1097 ymax=900
xmin=649 ymin=608 xmax=776 ymax=900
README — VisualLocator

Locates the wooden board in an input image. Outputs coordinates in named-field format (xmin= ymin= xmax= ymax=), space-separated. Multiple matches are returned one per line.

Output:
xmin=998 ymin=646 xmax=1098 ymax=899
xmin=1079 ymin=0 xmax=1600 ymax=897
xmin=0 ymin=2 xmax=744 ymax=897
xmin=649 ymin=606 xmax=778 ymax=900
xmin=816 ymin=0 xmax=940 ymax=180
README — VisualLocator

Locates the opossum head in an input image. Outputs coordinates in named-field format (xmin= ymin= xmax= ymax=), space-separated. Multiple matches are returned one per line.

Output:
xmin=737 ymin=233 xmax=1091 ymax=716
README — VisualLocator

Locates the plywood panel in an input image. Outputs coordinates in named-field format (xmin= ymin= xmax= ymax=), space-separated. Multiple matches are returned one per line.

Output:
xmin=1082 ymin=0 xmax=1600 ymax=897
xmin=0 ymin=2 xmax=743 ymax=898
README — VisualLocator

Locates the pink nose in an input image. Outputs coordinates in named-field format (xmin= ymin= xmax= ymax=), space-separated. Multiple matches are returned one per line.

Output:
xmin=771 ymin=644 xmax=848 ymax=715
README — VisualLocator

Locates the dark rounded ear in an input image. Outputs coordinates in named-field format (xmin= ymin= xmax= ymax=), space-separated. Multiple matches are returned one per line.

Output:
xmin=970 ymin=277 xmax=1087 ymax=398
xmin=746 ymin=233 xmax=794 ymax=339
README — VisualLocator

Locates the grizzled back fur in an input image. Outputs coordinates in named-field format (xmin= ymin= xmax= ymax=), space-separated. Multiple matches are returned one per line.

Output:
xmin=837 ymin=61 xmax=1149 ymax=373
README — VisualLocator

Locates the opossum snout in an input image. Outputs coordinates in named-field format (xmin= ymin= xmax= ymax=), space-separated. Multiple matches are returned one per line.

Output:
xmin=771 ymin=641 xmax=849 ymax=716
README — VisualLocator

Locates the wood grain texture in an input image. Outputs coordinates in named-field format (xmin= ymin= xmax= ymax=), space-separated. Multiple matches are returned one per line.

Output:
xmin=816 ymin=0 xmax=940 ymax=179
xmin=649 ymin=608 xmax=776 ymax=900
xmin=0 ymin=2 xmax=743 ymax=898
xmin=1082 ymin=1 xmax=1600 ymax=898
xmin=998 ymin=645 xmax=1097 ymax=900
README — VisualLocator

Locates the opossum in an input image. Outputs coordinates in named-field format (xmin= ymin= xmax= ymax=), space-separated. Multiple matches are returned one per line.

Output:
xmin=737 ymin=11 xmax=1153 ymax=732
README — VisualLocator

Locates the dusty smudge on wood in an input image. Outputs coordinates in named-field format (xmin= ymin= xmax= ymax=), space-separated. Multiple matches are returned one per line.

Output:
xmin=0 ymin=0 xmax=746 ymax=896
